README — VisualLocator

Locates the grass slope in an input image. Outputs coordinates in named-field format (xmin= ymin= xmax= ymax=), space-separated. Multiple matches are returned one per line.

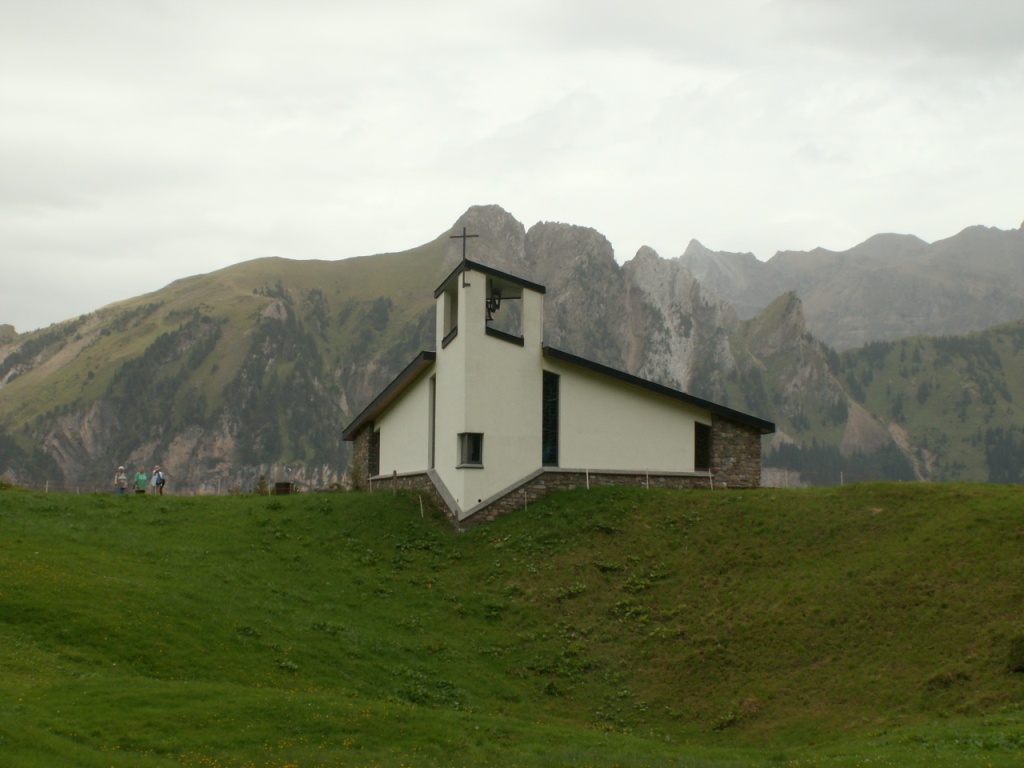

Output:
xmin=1 ymin=484 xmax=1022 ymax=767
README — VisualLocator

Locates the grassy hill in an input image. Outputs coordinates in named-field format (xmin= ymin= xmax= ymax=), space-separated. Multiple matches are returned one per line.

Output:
xmin=1 ymin=483 xmax=1022 ymax=767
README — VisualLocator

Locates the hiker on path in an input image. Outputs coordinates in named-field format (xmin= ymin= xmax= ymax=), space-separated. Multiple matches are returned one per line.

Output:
xmin=134 ymin=466 xmax=147 ymax=494
xmin=114 ymin=466 xmax=128 ymax=495
xmin=152 ymin=465 xmax=166 ymax=495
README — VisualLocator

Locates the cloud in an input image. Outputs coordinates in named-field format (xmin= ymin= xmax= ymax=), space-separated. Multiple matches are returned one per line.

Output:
xmin=781 ymin=0 xmax=1024 ymax=62
xmin=1 ymin=0 xmax=1022 ymax=332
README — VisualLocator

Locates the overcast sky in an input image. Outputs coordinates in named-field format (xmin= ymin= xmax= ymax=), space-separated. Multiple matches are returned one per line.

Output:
xmin=2 ymin=0 xmax=1022 ymax=333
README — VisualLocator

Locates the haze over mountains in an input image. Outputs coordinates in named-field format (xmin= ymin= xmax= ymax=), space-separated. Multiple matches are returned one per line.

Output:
xmin=1 ymin=205 xmax=1022 ymax=490
xmin=679 ymin=223 xmax=1024 ymax=349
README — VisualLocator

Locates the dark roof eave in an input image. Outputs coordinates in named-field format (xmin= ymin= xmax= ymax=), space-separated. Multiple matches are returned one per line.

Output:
xmin=342 ymin=351 xmax=437 ymax=440
xmin=542 ymin=346 xmax=775 ymax=434
xmin=434 ymin=259 xmax=546 ymax=298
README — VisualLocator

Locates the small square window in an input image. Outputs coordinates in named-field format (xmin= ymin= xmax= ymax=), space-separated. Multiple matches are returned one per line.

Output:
xmin=458 ymin=433 xmax=484 ymax=467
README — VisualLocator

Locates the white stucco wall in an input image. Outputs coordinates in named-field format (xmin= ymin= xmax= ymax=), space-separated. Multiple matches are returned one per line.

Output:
xmin=377 ymin=263 xmax=711 ymax=517
xmin=434 ymin=279 xmax=469 ymax=487
xmin=548 ymin=359 xmax=710 ymax=473
xmin=374 ymin=371 xmax=433 ymax=475
xmin=459 ymin=326 xmax=543 ymax=509
xmin=432 ymin=271 xmax=545 ymax=517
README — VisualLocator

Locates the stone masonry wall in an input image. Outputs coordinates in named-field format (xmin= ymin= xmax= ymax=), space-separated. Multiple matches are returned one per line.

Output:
xmin=369 ymin=469 xmax=713 ymax=530
xmin=369 ymin=471 xmax=457 ymax=526
xmin=458 ymin=470 xmax=715 ymax=529
xmin=710 ymin=415 xmax=763 ymax=488
xmin=350 ymin=423 xmax=372 ymax=491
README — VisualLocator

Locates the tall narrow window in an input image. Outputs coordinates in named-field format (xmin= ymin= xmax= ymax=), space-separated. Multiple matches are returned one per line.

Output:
xmin=458 ymin=433 xmax=484 ymax=467
xmin=368 ymin=429 xmax=381 ymax=477
xmin=542 ymin=371 xmax=559 ymax=466
xmin=428 ymin=376 xmax=436 ymax=469
xmin=695 ymin=422 xmax=711 ymax=471
xmin=442 ymin=286 xmax=458 ymax=347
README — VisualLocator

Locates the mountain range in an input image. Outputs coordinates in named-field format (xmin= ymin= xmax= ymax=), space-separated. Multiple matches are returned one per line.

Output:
xmin=1 ymin=205 xmax=1022 ymax=490
xmin=679 ymin=224 xmax=1024 ymax=350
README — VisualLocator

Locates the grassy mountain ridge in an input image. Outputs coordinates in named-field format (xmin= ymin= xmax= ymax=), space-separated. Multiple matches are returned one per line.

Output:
xmin=1 ymin=483 xmax=1022 ymax=766
xmin=0 ymin=239 xmax=448 ymax=489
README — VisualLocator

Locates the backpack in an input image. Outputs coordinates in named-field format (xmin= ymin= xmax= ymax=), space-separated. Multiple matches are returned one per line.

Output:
xmin=155 ymin=471 xmax=165 ymax=486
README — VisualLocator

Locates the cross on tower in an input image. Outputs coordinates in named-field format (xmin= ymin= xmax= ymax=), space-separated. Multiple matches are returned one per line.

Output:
xmin=450 ymin=226 xmax=478 ymax=286
xmin=450 ymin=226 xmax=478 ymax=260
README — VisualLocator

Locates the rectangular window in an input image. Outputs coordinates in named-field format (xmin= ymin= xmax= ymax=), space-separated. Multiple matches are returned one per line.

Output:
xmin=428 ymin=376 xmax=436 ymax=469
xmin=695 ymin=422 xmax=711 ymax=471
xmin=368 ymin=429 xmax=381 ymax=477
xmin=458 ymin=432 xmax=484 ymax=467
xmin=542 ymin=371 xmax=559 ymax=466
xmin=442 ymin=286 xmax=458 ymax=347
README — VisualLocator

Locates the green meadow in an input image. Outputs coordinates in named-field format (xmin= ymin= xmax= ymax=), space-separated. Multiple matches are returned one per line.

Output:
xmin=1 ymin=483 xmax=1022 ymax=767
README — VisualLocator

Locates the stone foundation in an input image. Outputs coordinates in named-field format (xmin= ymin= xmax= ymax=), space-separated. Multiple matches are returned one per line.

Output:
xmin=368 ymin=471 xmax=455 ymax=525
xmin=369 ymin=468 xmax=718 ymax=530
xmin=457 ymin=469 xmax=716 ymax=529
xmin=359 ymin=414 xmax=766 ymax=530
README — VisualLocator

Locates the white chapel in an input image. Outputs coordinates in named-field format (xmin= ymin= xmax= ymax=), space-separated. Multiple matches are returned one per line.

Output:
xmin=344 ymin=257 xmax=775 ymax=527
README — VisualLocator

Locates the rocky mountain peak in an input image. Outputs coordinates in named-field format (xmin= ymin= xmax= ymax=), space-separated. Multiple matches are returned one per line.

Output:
xmin=745 ymin=291 xmax=809 ymax=360
xmin=524 ymin=221 xmax=618 ymax=289
xmin=677 ymin=241 xmax=777 ymax=322
xmin=848 ymin=233 xmax=929 ymax=260
xmin=444 ymin=204 xmax=526 ymax=274
xmin=680 ymin=239 xmax=715 ymax=258
xmin=632 ymin=244 xmax=661 ymax=264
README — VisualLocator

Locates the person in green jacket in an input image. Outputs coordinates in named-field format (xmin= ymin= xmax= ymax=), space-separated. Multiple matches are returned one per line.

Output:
xmin=134 ymin=466 xmax=147 ymax=494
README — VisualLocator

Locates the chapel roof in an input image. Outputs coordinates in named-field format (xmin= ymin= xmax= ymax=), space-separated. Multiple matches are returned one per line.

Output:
xmin=341 ymin=345 xmax=775 ymax=440
xmin=434 ymin=259 xmax=546 ymax=298
xmin=341 ymin=351 xmax=435 ymax=440
xmin=541 ymin=346 xmax=775 ymax=435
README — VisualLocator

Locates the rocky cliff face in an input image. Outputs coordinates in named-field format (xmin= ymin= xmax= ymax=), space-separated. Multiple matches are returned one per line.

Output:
xmin=676 ymin=240 xmax=780 ymax=320
xmin=621 ymin=246 xmax=739 ymax=398
xmin=735 ymin=292 xmax=847 ymax=434
xmin=525 ymin=220 xmax=634 ymax=370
